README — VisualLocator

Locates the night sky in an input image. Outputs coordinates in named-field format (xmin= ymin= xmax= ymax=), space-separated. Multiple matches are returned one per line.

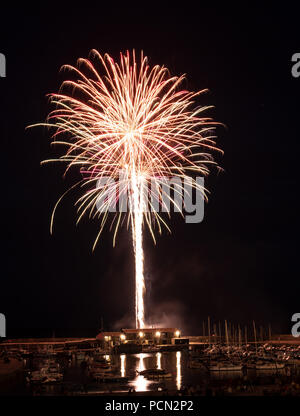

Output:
xmin=1 ymin=4 xmax=299 ymax=338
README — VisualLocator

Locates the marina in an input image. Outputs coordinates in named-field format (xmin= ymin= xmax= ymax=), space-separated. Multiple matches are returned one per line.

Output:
xmin=1 ymin=336 xmax=300 ymax=396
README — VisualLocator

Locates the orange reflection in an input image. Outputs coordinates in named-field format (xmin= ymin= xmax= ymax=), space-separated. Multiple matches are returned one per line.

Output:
xmin=120 ymin=354 xmax=126 ymax=377
xmin=156 ymin=352 xmax=162 ymax=370
xmin=176 ymin=351 xmax=181 ymax=390
xmin=130 ymin=353 xmax=152 ymax=392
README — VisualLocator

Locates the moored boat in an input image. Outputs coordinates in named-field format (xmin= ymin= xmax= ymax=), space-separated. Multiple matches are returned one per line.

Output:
xmin=209 ymin=362 xmax=243 ymax=372
xmin=27 ymin=364 xmax=63 ymax=384
xmin=138 ymin=368 xmax=172 ymax=379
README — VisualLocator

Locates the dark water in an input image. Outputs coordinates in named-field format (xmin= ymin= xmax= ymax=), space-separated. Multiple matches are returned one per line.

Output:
xmin=22 ymin=350 xmax=288 ymax=395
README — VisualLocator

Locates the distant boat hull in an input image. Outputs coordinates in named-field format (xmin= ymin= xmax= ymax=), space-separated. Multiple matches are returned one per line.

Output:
xmin=256 ymin=363 xmax=285 ymax=370
xmin=209 ymin=364 xmax=243 ymax=372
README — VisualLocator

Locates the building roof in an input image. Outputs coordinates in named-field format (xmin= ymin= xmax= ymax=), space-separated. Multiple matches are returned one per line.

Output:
xmin=96 ymin=332 xmax=122 ymax=339
xmin=0 ymin=338 xmax=96 ymax=345
xmin=122 ymin=328 xmax=178 ymax=334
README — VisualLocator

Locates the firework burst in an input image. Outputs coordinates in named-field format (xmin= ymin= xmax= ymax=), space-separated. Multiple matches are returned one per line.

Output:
xmin=30 ymin=50 xmax=222 ymax=329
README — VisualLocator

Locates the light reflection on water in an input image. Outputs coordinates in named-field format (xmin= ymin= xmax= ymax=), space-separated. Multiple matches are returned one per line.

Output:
xmin=120 ymin=354 xmax=126 ymax=377
xmin=25 ymin=350 xmax=290 ymax=395
xmin=130 ymin=353 xmax=153 ymax=392
xmin=156 ymin=352 xmax=161 ymax=370
xmin=127 ymin=351 xmax=182 ymax=392
xmin=176 ymin=351 xmax=182 ymax=390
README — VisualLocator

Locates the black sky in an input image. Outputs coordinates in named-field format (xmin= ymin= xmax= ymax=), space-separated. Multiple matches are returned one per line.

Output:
xmin=1 ymin=3 xmax=299 ymax=337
